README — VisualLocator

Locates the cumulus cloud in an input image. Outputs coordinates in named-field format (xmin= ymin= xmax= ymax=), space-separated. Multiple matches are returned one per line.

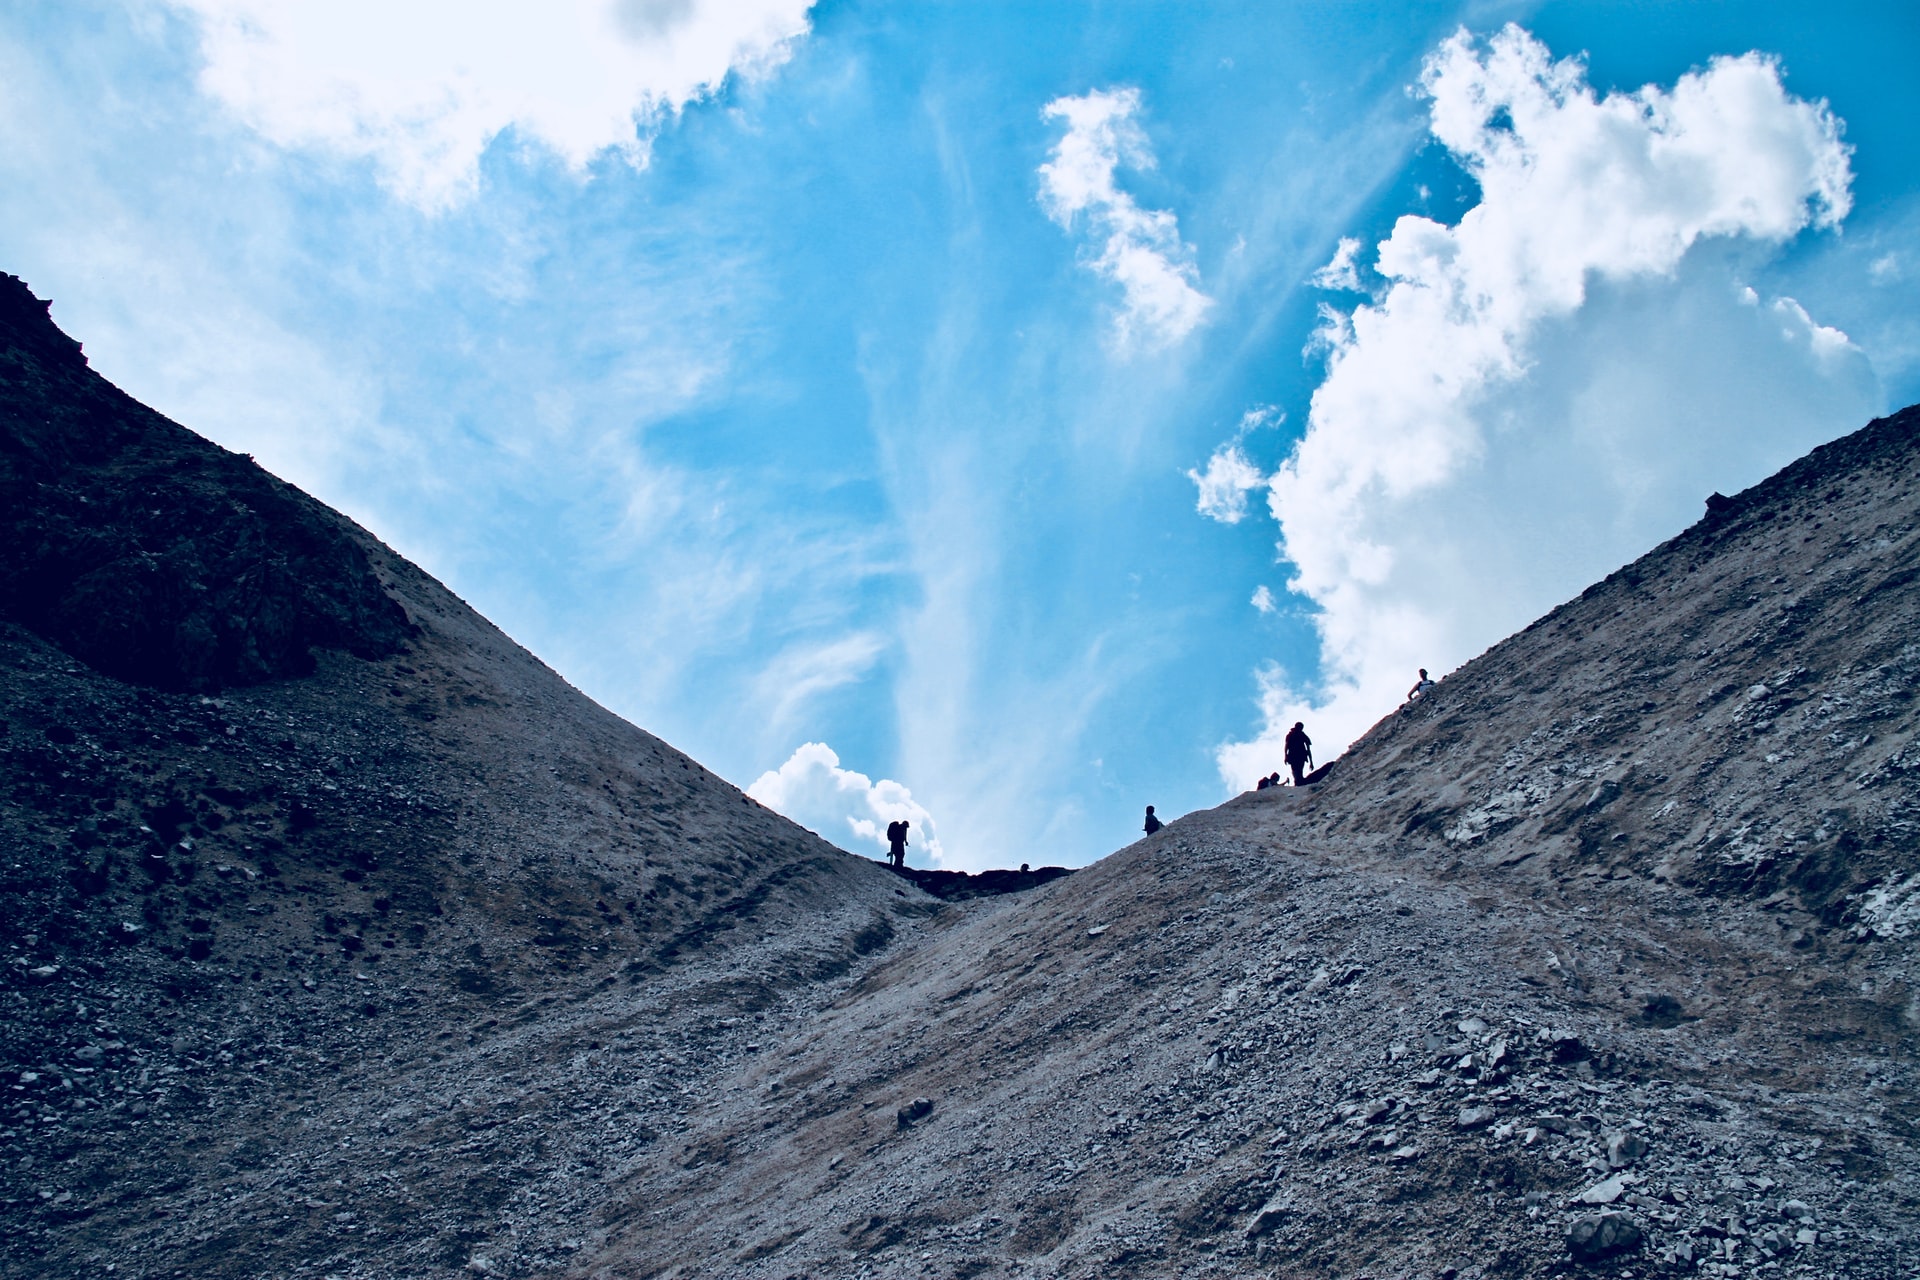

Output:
xmin=1039 ymin=88 xmax=1211 ymax=351
xmin=166 ymin=0 xmax=814 ymax=209
xmin=1189 ymin=443 xmax=1266 ymax=524
xmin=1311 ymin=237 xmax=1365 ymax=292
xmin=747 ymin=742 xmax=947 ymax=866
xmin=1217 ymin=24 xmax=1869 ymax=787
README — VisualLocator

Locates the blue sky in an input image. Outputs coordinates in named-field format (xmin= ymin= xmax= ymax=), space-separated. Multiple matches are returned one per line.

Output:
xmin=2 ymin=1 xmax=1915 ymax=869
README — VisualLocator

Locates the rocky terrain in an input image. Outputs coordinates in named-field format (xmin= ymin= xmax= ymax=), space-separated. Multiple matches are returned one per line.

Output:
xmin=2 ymin=274 xmax=1915 ymax=1279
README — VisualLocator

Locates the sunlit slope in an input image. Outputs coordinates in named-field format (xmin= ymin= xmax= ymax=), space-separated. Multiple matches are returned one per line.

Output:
xmin=574 ymin=406 xmax=1920 ymax=1280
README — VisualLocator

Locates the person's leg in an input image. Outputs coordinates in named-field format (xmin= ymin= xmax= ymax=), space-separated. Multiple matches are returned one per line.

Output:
xmin=1290 ymin=761 xmax=1305 ymax=786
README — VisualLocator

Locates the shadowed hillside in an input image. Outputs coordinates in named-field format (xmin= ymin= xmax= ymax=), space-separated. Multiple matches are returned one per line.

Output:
xmin=0 ymin=276 xmax=946 ymax=1278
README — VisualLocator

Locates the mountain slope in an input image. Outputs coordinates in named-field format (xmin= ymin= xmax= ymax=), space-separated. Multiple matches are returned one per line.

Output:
xmin=561 ymin=407 xmax=1920 ymax=1280
xmin=0 ymin=276 xmax=939 ymax=1278
xmin=4 ymin=271 xmax=1914 ymax=1280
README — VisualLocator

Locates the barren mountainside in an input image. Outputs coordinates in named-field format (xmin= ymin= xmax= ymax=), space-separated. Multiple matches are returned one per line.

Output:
xmin=1 ymin=275 xmax=1916 ymax=1280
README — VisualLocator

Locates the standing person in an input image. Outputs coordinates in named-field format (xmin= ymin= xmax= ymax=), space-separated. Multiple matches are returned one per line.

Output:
xmin=1283 ymin=722 xmax=1313 ymax=786
xmin=1143 ymin=805 xmax=1163 ymax=836
xmin=886 ymin=819 xmax=909 ymax=869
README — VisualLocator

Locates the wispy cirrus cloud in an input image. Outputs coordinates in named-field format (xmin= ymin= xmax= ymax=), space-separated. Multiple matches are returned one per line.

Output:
xmin=165 ymin=0 xmax=815 ymax=209
xmin=1216 ymin=24 xmax=1874 ymax=786
xmin=1039 ymin=87 xmax=1211 ymax=352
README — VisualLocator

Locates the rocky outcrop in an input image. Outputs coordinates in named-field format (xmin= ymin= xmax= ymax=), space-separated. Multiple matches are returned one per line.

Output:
xmin=0 ymin=275 xmax=414 ymax=690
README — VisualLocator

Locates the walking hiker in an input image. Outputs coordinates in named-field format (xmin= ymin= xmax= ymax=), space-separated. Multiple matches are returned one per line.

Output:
xmin=886 ymin=819 xmax=909 ymax=869
xmin=1143 ymin=805 xmax=1163 ymax=836
xmin=1283 ymin=722 xmax=1313 ymax=786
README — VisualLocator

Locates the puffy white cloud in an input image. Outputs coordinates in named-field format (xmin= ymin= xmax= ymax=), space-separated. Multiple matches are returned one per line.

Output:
xmin=1040 ymin=87 xmax=1211 ymax=351
xmin=747 ymin=742 xmax=947 ymax=866
xmin=1188 ymin=443 xmax=1266 ymax=524
xmin=165 ymin=0 xmax=814 ymax=209
xmin=1217 ymin=24 xmax=1870 ymax=787
xmin=1311 ymin=237 xmax=1365 ymax=292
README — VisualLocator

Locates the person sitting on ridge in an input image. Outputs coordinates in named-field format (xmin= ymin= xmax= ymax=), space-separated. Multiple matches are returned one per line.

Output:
xmin=1143 ymin=805 xmax=1163 ymax=836
xmin=1406 ymin=667 xmax=1436 ymax=704
xmin=1283 ymin=722 xmax=1313 ymax=786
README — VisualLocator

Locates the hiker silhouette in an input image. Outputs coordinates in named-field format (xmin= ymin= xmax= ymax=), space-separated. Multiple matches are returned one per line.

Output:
xmin=1143 ymin=805 xmax=1163 ymax=836
xmin=1406 ymin=668 xmax=1436 ymax=704
xmin=1284 ymin=722 xmax=1313 ymax=786
xmin=885 ymin=819 xmax=909 ymax=869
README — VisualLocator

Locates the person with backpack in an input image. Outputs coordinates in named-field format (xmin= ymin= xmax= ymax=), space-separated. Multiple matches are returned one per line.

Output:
xmin=885 ymin=819 xmax=909 ymax=869
xmin=1283 ymin=722 xmax=1313 ymax=786
xmin=1143 ymin=805 xmax=1163 ymax=836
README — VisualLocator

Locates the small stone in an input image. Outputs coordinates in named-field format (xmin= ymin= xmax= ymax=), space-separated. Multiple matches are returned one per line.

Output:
xmin=1456 ymin=1106 xmax=1495 ymax=1130
xmin=1244 ymin=1196 xmax=1294 ymax=1237
xmin=1577 ymin=1173 xmax=1630 ymax=1205
xmin=896 ymin=1097 xmax=934 ymax=1128
xmin=1795 ymin=1228 xmax=1817 ymax=1246
xmin=1389 ymin=1143 xmax=1421 ymax=1162
xmin=1536 ymin=1113 xmax=1583 ymax=1135
xmin=1414 ymin=1069 xmax=1444 ymax=1090
xmin=1567 ymin=1210 xmax=1642 ymax=1263
xmin=1607 ymin=1130 xmax=1650 ymax=1167
xmin=1362 ymin=1099 xmax=1393 ymax=1124
xmin=1780 ymin=1198 xmax=1813 ymax=1221
xmin=1086 ymin=925 xmax=1108 ymax=937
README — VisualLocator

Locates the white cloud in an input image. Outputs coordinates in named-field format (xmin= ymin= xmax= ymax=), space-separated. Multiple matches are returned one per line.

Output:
xmin=1188 ymin=443 xmax=1266 ymax=524
xmin=165 ymin=0 xmax=814 ymax=209
xmin=1868 ymin=252 xmax=1903 ymax=285
xmin=1251 ymin=585 xmax=1277 ymax=614
xmin=1217 ymin=24 xmax=1869 ymax=787
xmin=750 ymin=632 xmax=887 ymax=738
xmin=1771 ymin=295 xmax=1856 ymax=363
xmin=1311 ymin=236 xmax=1365 ymax=291
xmin=747 ymin=742 xmax=947 ymax=866
xmin=1039 ymin=87 xmax=1211 ymax=351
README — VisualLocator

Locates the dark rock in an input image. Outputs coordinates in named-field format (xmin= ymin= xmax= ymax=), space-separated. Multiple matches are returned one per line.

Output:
xmin=1640 ymin=993 xmax=1687 ymax=1027
xmin=1606 ymin=1130 xmax=1649 ymax=1167
xmin=896 ymin=1097 xmax=933 ymax=1128
xmin=1567 ymin=1211 xmax=1642 ymax=1263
